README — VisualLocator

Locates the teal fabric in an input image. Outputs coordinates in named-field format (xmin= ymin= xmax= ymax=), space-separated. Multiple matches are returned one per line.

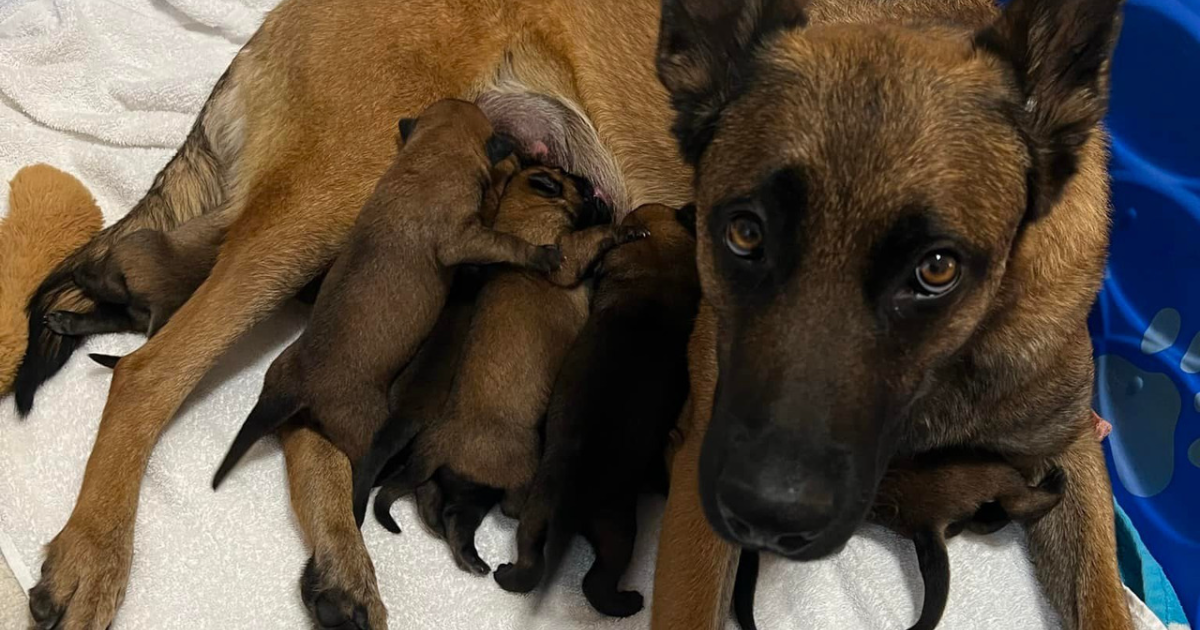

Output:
xmin=1115 ymin=497 xmax=1191 ymax=628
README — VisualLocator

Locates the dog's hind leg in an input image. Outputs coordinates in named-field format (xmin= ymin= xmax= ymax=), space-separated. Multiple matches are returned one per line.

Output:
xmin=908 ymin=529 xmax=950 ymax=630
xmin=16 ymin=69 xmax=243 ymax=413
xmin=415 ymin=481 xmax=447 ymax=538
xmin=581 ymin=502 xmax=642 ymax=617
xmin=1023 ymin=433 xmax=1132 ymax=630
xmin=285 ymin=427 xmax=387 ymax=630
xmin=27 ymin=164 xmax=366 ymax=630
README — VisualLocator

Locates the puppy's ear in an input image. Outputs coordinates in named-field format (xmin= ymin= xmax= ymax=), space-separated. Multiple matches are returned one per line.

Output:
xmin=975 ymin=0 xmax=1124 ymax=220
xmin=675 ymin=203 xmax=698 ymax=236
xmin=485 ymin=134 xmax=516 ymax=166
xmin=398 ymin=118 xmax=418 ymax=142
xmin=657 ymin=0 xmax=808 ymax=165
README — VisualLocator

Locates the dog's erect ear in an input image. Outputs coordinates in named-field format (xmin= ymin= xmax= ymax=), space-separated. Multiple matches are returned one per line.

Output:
xmin=975 ymin=0 xmax=1124 ymax=220
xmin=675 ymin=203 xmax=698 ymax=236
xmin=398 ymin=117 xmax=418 ymax=142
xmin=656 ymin=0 xmax=808 ymax=165
xmin=485 ymin=134 xmax=516 ymax=166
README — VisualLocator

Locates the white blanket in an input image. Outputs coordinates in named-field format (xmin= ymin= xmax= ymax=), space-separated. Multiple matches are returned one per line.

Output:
xmin=0 ymin=1 xmax=1166 ymax=628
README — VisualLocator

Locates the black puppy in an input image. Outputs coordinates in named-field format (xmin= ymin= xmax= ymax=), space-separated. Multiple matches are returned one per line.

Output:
xmin=492 ymin=203 xmax=700 ymax=617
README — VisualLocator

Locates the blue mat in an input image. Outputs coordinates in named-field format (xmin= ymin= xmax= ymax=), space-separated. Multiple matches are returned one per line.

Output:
xmin=1088 ymin=0 xmax=1200 ymax=624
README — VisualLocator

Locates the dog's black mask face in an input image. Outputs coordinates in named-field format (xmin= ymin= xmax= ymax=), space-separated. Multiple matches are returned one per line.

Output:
xmin=657 ymin=0 xmax=1123 ymax=558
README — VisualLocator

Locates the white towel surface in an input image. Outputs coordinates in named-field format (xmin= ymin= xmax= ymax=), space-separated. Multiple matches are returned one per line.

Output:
xmin=0 ymin=1 xmax=1166 ymax=628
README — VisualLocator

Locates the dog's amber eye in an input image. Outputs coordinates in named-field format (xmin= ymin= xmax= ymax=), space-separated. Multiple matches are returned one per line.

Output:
xmin=915 ymin=252 xmax=960 ymax=295
xmin=725 ymin=214 xmax=764 ymax=258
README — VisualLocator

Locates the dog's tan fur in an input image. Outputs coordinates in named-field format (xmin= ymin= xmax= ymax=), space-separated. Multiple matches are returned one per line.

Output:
xmin=368 ymin=167 xmax=645 ymax=568
xmin=20 ymin=0 xmax=1129 ymax=629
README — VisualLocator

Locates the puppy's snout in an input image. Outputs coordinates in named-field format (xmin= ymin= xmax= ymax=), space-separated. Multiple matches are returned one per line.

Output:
xmin=714 ymin=459 xmax=841 ymax=556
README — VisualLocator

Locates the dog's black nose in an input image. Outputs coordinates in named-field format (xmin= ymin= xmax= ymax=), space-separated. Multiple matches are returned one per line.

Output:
xmin=714 ymin=469 xmax=839 ymax=556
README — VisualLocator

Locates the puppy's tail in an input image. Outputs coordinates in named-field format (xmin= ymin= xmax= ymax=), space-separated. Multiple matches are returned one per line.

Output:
xmin=212 ymin=392 xmax=302 ymax=490
xmin=88 ymin=353 xmax=122 ymax=369
xmin=732 ymin=549 xmax=760 ymax=630
xmin=373 ymin=453 xmax=438 ymax=534
xmin=352 ymin=415 xmax=423 ymax=527
xmin=909 ymin=529 xmax=950 ymax=630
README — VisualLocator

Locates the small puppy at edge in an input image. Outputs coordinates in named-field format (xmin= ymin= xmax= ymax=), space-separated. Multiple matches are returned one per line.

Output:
xmin=363 ymin=165 xmax=647 ymax=575
xmin=734 ymin=450 xmax=1066 ymax=630
xmin=211 ymin=99 xmax=559 ymax=489
xmin=491 ymin=202 xmax=700 ymax=617
xmin=44 ymin=206 xmax=235 ymax=339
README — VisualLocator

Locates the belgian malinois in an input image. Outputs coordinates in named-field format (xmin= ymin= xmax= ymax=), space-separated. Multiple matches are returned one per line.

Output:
xmin=20 ymin=0 xmax=1128 ymax=628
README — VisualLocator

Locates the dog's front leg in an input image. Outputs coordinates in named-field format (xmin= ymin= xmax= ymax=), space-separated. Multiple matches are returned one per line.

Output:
xmin=284 ymin=427 xmax=387 ymax=630
xmin=651 ymin=300 xmax=738 ymax=630
xmin=1025 ymin=431 xmax=1133 ymax=630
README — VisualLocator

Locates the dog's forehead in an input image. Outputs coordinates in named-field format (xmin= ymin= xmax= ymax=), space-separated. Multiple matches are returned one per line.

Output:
xmin=698 ymin=24 xmax=1028 ymax=250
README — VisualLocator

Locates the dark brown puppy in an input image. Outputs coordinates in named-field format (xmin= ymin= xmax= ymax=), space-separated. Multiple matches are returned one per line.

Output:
xmin=44 ymin=207 xmax=234 ymax=338
xmin=733 ymin=452 xmax=1066 ymax=630
xmin=366 ymin=166 xmax=647 ymax=575
xmin=211 ymin=99 xmax=557 ymax=489
xmin=491 ymin=202 xmax=700 ymax=617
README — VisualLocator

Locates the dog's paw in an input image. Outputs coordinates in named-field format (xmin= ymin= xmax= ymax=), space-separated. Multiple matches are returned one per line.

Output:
xmin=493 ymin=562 xmax=541 ymax=593
xmin=301 ymin=557 xmax=385 ymax=630
xmin=617 ymin=226 xmax=651 ymax=244
xmin=29 ymin=524 xmax=131 ymax=630
xmin=532 ymin=245 xmax=563 ymax=273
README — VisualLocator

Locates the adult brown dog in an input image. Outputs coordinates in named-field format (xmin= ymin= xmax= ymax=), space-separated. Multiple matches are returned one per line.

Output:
xmin=18 ymin=0 xmax=1128 ymax=629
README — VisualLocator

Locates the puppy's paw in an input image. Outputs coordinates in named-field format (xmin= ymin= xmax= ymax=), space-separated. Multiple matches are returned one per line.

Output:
xmin=452 ymin=545 xmax=491 ymax=577
xmin=531 ymin=245 xmax=563 ymax=273
xmin=301 ymin=556 xmax=385 ymax=630
xmin=43 ymin=311 xmax=78 ymax=336
xmin=587 ymin=589 xmax=645 ymax=618
xmin=493 ymin=562 xmax=542 ymax=593
xmin=616 ymin=226 xmax=651 ymax=244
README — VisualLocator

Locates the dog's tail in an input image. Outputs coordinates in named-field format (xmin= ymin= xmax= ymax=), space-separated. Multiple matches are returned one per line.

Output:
xmin=909 ymin=529 xmax=950 ymax=630
xmin=88 ymin=353 xmax=122 ymax=369
xmin=212 ymin=392 xmax=302 ymax=490
xmin=352 ymin=415 xmax=423 ymax=527
xmin=14 ymin=69 xmax=241 ymax=415
xmin=732 ymin=549 xmax=760 ymax=630
xmin=373 ymin=451 xmax=438 ymax=534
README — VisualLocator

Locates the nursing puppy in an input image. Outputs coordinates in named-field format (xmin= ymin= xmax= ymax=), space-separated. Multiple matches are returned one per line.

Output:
xmin=44 ymin=207 xmax=234 ymax=338
xmin=492 ymin=203 xmax=699 ymax=617
xmin=211 ymin=99 xmax=556 ymax=489
xmin=733 ymin=451 xmax=1066 ymax=630
xmin=366 ymin=166 xmax=647 ymax=574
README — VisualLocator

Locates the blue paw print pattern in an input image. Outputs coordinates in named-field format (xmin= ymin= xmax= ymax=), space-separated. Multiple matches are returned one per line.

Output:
xmin=1089 ymin=0 xmax=1200 ymax=623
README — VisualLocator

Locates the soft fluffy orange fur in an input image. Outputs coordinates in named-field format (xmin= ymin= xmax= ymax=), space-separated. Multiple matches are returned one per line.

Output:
xmin=0 ymin=165 xmax=103 ymax=393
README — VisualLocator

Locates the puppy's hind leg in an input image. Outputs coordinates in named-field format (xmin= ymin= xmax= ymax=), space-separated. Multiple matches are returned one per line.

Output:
xmin=439 ymin=472 xmax=502 ymax=576
xmin=43 ymin=306 xmax=139 ymax=337
xmin=581 ymin=502 xmax=643 ymax=617
xmin=416 ymin=481 xmax=447 ymax=538
xmin=373 ymin=453 xmax=439 ymax=534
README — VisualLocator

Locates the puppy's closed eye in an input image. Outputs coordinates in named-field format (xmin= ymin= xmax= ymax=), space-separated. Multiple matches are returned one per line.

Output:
xmin=528 ymin=172 xmax=563 ymax=197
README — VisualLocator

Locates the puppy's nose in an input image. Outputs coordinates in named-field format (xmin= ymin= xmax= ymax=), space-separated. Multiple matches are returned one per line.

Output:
xmin=714 ymin=472 xmax=838 ymax=556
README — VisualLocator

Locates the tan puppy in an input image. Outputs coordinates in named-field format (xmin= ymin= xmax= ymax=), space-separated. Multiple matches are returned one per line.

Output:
xmin=18 ymin=0 xmax=1130 ymax=627
xmin=211 ymin=100 xmax=556 ymax=492
xmin=45 ymin=207 xmax=235 ymax=338
xmin=366 ymin=166 xmax=647 ymax=575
